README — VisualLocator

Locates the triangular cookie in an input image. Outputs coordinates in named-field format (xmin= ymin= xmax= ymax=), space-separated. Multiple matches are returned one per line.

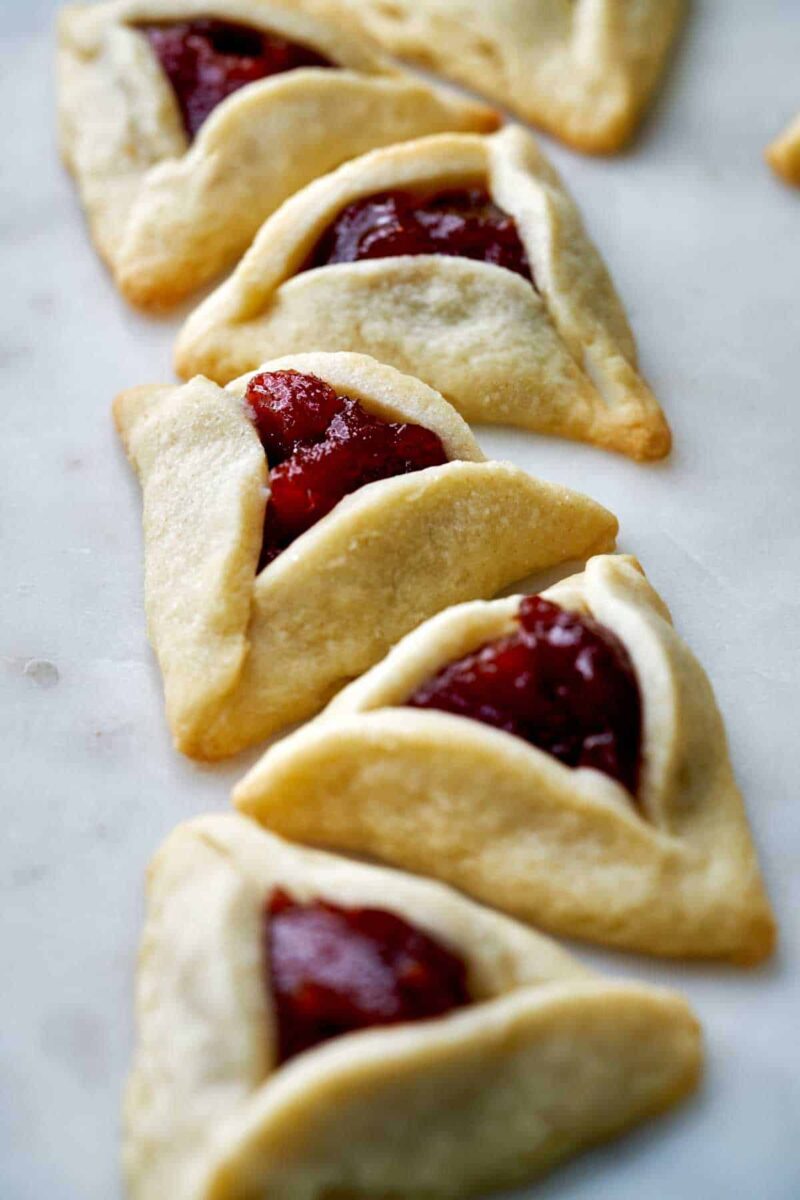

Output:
xmin=57 ymin=0 xmax=496 ymax=308
xmin=115 ymin=352 xmax=618 ymax=758
xmin=236 ymin=554 xmax=776 ymax=963
xmin=124 ymin=813 xmax=701 ymax=1199
xmin=296 ymin=0 xmax=685 ymax=153
xmin=177 ymin=127 xmax=671 ymax=460
xmin=767 ymin=113 xmax=800 ymax=186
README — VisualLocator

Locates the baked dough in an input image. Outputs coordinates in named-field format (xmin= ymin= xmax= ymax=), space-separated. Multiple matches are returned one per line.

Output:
xmin=235 ymin=554 xmax=776 ymax=964
xmin=176 ymin=127 xmax=671 ymax=460
xmin=766 ymin=113 xmax=800 ymax=187
xmin=295 ymin=0 xmax=685 ymax=154
xmin=114 ymin=351 xmax=618 ymax=758
xmin=56 ymin=0 xmax=497 ymax=309
xmin=124 ymin=813 xmax=702 ymax=1199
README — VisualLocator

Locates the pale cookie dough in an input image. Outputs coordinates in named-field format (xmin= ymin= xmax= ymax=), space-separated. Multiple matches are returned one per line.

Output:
xmin=114 ymin=352 xmax=618 ymax=759
xmin=236 ymin=554 xmax=776 ymax=964
xmin=124 ymin=813 xmax=702 ymax=1200
xmin=767 ymin=113 xmax=800 ymax=186
xmin=296 ymin=0 xmax=685 ymax=154
xmin=176 ymin=127 xmax=671 ymax=460
xmin=57 ymin=0 xmax=497 ymax=308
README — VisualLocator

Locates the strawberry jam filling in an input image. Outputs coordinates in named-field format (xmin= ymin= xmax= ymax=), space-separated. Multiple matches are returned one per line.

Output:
xmin=140 ymin=19 xmax=334 ymax=138
xmin=266 ymin=889 xmax=471 ymax=1064
xmin=308 ymin=188 xmax=535 ymax=285
xmin=407 ymin=595 xmax=642 ymax=795
xmin=245 ymin=370 xmax=449 ymax=568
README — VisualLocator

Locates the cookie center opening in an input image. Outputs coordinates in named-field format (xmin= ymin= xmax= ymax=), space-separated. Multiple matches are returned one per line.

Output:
xmin=265 ymin=889 xmax=471 ymax=1064
xmin=307 ymin=188 xmax=535 ymax=286
xmin=139 ymin=19 xmax=335 ymax=138
xmin=407 ymin=595 xmax=642 ymax=796
xmin=245 ymin=369 xmax=449 ymax=569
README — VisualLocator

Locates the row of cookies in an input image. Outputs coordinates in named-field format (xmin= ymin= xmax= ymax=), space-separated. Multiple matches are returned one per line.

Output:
xmin=116 ymin=348 xmax=776 ymax=960
xmin=115 ymin=351 xmax=776 ymax=1200
xmin=60 ymin=0 xmax=673 ymax=458
xmin=58 ymin=0 xmax=689 ymax=307
xmin=57 ymin=0 xmax=797 ymax=323
xmin=56 ymin=3 xmax=777 ymax=1197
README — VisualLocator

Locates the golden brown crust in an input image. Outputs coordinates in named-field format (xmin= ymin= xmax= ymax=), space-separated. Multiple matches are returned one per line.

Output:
xmin=57 ymin=0 xmax=498 ymax=308
xmin=176 ymin=127 xmax=671 ymax=460
xmin=124 ymin=814 xmax=702 ymax=1199
xmin=115 ymin=352 xmax=618 ymax=758
xmin=766 ymin=113 xmax=800 ymax=186
xmin=235 ymin=555 xmax=776 ymax=964
xmin=295 ymin=0 xmax=686 ymax=154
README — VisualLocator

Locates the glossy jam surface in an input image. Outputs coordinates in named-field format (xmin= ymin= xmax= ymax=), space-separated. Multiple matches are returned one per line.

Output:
xmin=245 ymin=370 xmax=449 ymax=568
xmin=408 ymin=595 xmax=642 ymax=795
xmin=266 ymin=890 xmax=471 ymax=1064
xmin=309 ymin=188 xmax=534 ymax=284
xmin=141 ymin=19 xmax=333 ymax=138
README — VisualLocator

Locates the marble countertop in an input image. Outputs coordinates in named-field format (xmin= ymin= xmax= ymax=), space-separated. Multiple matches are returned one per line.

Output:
xmin=2 ymin=2 xmax=799 ymax=1197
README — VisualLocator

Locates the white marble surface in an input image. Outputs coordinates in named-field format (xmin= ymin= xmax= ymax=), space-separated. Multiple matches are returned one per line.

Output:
xmin=2 ymin=2 xmax=800 ymax=1197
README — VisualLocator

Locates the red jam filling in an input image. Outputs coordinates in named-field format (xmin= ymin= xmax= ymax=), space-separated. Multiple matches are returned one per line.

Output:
xmin=308 ymin=188 xmax=535 ymax=285
xmin=407 ymin=595 xmax=642 ymax=795
xmin=266 ymin=889 xmax=471 ymax=1064
xmin=245 ymin=370 xmax=449 ymax=568
xmin=140 ymin=19 xmax=334 ymax=138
